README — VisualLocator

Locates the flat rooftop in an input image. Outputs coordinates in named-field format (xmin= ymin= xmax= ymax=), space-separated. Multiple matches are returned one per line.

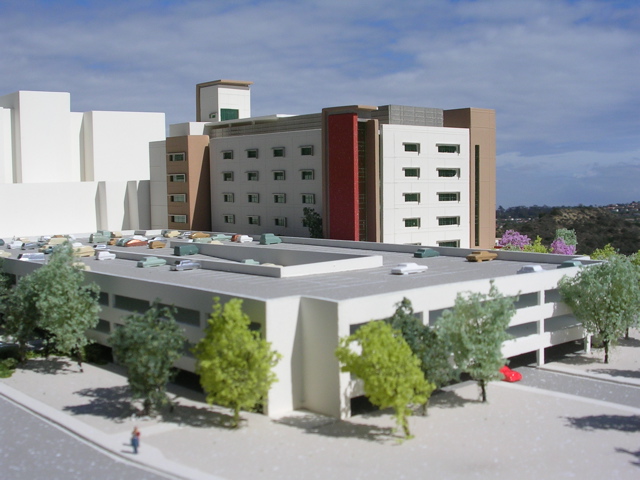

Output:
xmin=2 ymin=233 xmax=593 ymax=302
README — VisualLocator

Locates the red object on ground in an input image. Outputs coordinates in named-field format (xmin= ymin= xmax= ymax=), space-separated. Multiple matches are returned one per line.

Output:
xmin=500 ymin=365 xmax=522 ymax=382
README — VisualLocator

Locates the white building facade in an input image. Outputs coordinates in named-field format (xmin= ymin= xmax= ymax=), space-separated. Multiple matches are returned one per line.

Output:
xmin=0 ymin=90 xmax=165 ymax=237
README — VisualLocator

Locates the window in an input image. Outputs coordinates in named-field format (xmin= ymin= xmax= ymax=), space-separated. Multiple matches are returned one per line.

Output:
xmin=403 ymin=167 xmax=420 ymax=178
xmin=404 ymin=218 xmax=420 ymax=228
xmin=301 ymin=145 xmax=314 ymax=156
xmin=437 ymin=144 xmax=460 ymax=154
xmin=273 ymin=193 xmax=286 ymax=204
xmin=248 ymin=215 xmax=260 ymax=225
xmin=274 ymin=217 xmax=287 ymax=227
xmin=221 ymin=108 xmax=239 ymax=121
xmin=438 ymin=192 xmax=459 ymax=202
xmin=223 ymin=192 xmax=234 ymax=203
xmin=273 ymin=147 xmax=285 ymax=157
xmin=222 ymin=150 xmax=234 ymax=160
xmin=223 ymin=214 xmax=235 ymax=224
xmin=170 ymin=215 xmax=187 ymax=224
xmin=437 ymin=240 xmax=460 ymax=247
xmin=223 ymin=172 xmax=234 ymax=182
xmin=301 ymin=193 xmax=315 ymax=204
xmin=114 ymin=295 xmax=149 ymax=313
xmin=247 ymin=171 xmax=259 ymax=181
xmin=438 ymin=169 xmax=460 ymax=177
xmin=403 ymin=193 xmax=420 ymax=203
xmin=169 ymin=174 xmax=186 ymax=182
xmin=169 ymin=194 xmax=186 ymax=203
xmin=301 ymin=169 xmax=314 ymax=180
xmin=273 ymin=170 xmax=285 ymax=181
xmin=247 ymin=193 xmax=260 ymax=203
xmin=246 ymin=149 xmax=259 ymax=159
xmin=404 ymin=143 xmax=420 ymax=153
xmin=168 ymin=153 xmax=185 ymax=162
xmin=438 ymin=216 xmax=460 ymax=226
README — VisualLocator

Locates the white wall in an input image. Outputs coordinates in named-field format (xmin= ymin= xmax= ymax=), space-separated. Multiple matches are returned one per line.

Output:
xmin=0 ymin=107 xmax=13 ymax=183
xmin=149 ymin=140 xmax=168 ymax=229
xmin=199 ymin=84 xmax=251 ymax=122
xmin=381 ymin=124 xmax=470 ymax=247
xmin=84 ymin=111 xmax=165 ymax=182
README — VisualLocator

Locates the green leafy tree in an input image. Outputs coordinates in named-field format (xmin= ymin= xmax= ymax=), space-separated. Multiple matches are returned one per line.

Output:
xmin=555 ymin=228 xmax=578 ymax=248
xmin=522 ymin=236 xmax=549 ymax=253
xmin=110 ymin=302 xmax=186 ymax=415
xmin=559 ymin=255 xmax=640 ymax=363
xmin=29 ymin=243 xmax=101 ymax=371
xmin=437 ymin=282 xmax=515 ymax=402
xmin=590 ymin=243 xmax=619 ymax=260
xmin=335 ymin=321 xmax=435 ymax=438
xmin=2 ymin=273 xmax=39 ymax=363
xmin=386 ymin=298 xmax=456 ymax=390
xmin=302 ymin=207 xmax=323 ymax=238
xmin=194 ymin=298 xmax=281 ymax=428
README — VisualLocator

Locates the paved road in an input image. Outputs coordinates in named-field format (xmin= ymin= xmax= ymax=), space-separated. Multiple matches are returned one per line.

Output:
xmin=0 ymin=396 xmax=173 ymax=480
xmin=518 ymin=366 xmax=640 ymax=408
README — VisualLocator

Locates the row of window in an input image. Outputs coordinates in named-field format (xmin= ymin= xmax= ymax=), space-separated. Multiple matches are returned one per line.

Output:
xmin=403 ymin=217 xmax=461 ymax=228
xmin=404 ymin=168 xmax=460 ymax=178
xmin=221 ymin=145 xmax=314 ymax=160
xmin=403 ymin=143 xmax=460 ymax=154
xmin=222 ymin=169 xmax=315 ymax=182
xmin=403 ymin=192 xmax=460 ymax=202
xmin=223 ymin=193 xmax=316 ymax=204
xmin=222 ymin=215 xmax=289 ymax=227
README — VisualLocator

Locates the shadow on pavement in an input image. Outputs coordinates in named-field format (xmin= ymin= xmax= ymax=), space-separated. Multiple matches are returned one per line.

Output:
xmin=19 ymin=357 xmax=77 ymax=375
xmin=63 ymin=385 xmax=134 ymax=421
xmin=615 ymin=447 xmax=640 ymax=468
xmin=590 ymin=368 xmax=640 ymax=380
xmin=564 ymin=414 xmax=640 ymax=432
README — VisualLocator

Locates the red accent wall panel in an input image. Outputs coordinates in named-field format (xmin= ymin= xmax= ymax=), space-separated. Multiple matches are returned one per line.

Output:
xmin=327 ymin=113 xmax=359 ymax=240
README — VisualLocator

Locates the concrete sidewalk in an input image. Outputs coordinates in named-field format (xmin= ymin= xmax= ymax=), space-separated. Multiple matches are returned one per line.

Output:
xmin=1 ymin=330 xmax=639 ymax=480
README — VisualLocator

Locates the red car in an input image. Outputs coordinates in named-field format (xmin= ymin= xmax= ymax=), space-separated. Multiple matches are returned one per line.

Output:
xmin=499 ymin=365 xmax=522 ymax=382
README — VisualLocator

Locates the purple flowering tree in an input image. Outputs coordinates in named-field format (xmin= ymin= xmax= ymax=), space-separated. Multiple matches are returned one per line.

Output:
xmin=498 ymin=230 xmax=531 ymax=250
xmin=551 ymin=238 xmax=576 ymax=255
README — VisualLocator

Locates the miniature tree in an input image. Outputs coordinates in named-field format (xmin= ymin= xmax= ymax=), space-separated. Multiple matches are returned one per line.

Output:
xmin=522 ymin=236 xmax=549 ymax=253
xmin=28 ymin=243 xmax=101 ymax=371
xmin=2 ymin=244 xmax=100 ymax=367
xmin=2 ymin=273 xmax=40 ymax=363
xmin=193 ymin=298 xmax=281 ymax=428
xmin=110 ymin=302 xmax=185 ymax=415
xmin=437 ymin=282 xmax=515 ymax=402
xmin=559 ymin=255 xmax=640 ymax=363
xmin=550 ymin=237 xmax=576 ymax=255
xmin=335 ymin=321 xmax=435 ymax=438
xmin=555 ymin=228 xmax=578 ymax=250
xmin=590 ymin=243 xmax=619 ymax=260
xmin=498 ymin=230 xmax=531 ymax=250
xmin=302 ymin=207 xmax=323 ymax=238
xmin=386 ymin=298 xmax=456 ymax=390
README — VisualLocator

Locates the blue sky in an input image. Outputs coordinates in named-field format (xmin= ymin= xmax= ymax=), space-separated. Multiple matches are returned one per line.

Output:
xmin=1 ymin=0 xmax=638 ymax=207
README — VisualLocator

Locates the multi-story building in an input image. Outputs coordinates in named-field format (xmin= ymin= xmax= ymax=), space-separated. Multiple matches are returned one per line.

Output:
xmin=154 ymin=80 xmax=496 ymax=249
xmin=0 ymin=90 xmax=165 ymax=237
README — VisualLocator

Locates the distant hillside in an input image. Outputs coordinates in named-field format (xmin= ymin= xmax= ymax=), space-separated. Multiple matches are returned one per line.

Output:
xmin=497 ymin=206 xmax=640 ymax=255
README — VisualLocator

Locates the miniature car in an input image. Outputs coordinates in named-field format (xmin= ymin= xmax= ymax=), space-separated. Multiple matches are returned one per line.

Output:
xmin=7 ymin=241 xmax=24 ymax=249
xmin=90 ymin=233 xmax=110 ymax=243
xmin=21 ymin=242 xmax=38 ymax=250
xmin=557 ymin=260 xmax=583 ymax=269
xmin=414 ymin=248 xmax=440 ymax=258
xmin=170 ymin=259 xmax=202 ymax=271
xmin=148 ymin=240 xmax=167 ymax=249
xmin=162 ymin=230 xmax=180 ymax=238
xmin=391 ymin=263 xmax=429 ymax=275
xmin=500 ymin=365 xmax=522 ymax=382
xmin=190 ymin=231 xmax=210 ymax=239
xmin=73 ymin=246 xmax=94 ymax=257
xmin=137 ymin=256 xmax=167 ymax=268
xmin=123 ymin=239 xmax=148 ymax=248
xmin=95 ymin=250 xmax=116 ymax=260
xmin=466 ymin=250 xmax=498 ymax=262
xmin=517 ymin=264 xmax=543 ymax=274
xmin=234 ymin=235 xmax=252 ymax=243
xmin=260 ymin=233 xmax=282 ymax=245
xmin=17 ymin=252 xmax=45 ymax=262
xmin=0 ymin=239 xmax=4 ymax=246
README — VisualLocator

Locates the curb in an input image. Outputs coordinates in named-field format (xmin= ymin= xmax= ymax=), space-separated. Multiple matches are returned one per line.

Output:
xmin=537 ymin=363 xmax=640 ymax=388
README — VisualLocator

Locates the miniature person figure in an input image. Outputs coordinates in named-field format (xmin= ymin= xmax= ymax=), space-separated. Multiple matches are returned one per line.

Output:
xmin=131 ymin=426 xmax=141 ymax=454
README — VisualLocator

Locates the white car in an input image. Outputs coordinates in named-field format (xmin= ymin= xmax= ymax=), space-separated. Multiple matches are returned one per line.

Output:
xmin=95 ymin=250 xmax=116 ymax=260
xmin=235 ymin=235 xmax=252 ymax=243
xmin=7 ymin=241 xmax=24 ymax=249
xmin=391 ymin=262 xmax=429 ymax=275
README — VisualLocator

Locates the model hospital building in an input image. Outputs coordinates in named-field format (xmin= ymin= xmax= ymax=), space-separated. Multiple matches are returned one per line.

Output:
xmin=155 ymin=80 xmax=496 ymax=249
